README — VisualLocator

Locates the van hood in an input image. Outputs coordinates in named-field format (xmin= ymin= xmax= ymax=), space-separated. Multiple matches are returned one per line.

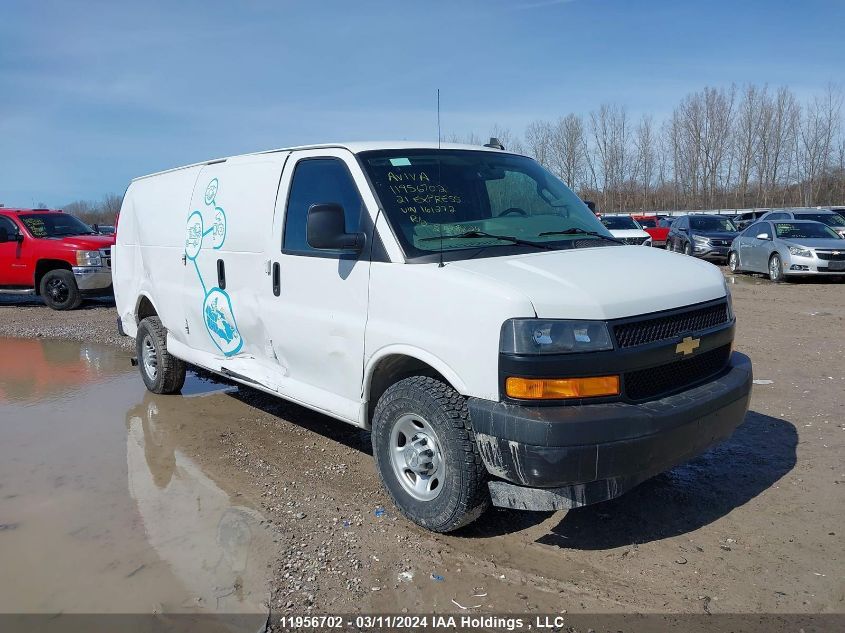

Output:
xmin=45 ymin=235 xmax=116 ymax=250
xmin=448 ymin=246 xmax=726 ymax=320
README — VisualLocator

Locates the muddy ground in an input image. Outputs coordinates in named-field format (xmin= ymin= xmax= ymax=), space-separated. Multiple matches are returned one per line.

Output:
xmin=1 ymin=271 xmax=843 ymax=620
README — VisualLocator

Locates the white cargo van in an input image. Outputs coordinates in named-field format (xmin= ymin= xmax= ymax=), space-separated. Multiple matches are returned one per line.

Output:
xmin=114 ymin=142 xmax=752 ymax=532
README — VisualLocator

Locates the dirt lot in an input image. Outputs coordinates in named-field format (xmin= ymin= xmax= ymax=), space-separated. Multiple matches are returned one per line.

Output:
xmin=1 ymin=271 xmax=843 ymax=620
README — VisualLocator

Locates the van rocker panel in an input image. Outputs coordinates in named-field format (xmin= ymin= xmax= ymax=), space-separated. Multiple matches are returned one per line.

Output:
xmin=469 ymin=352 xmax=752 ymax=509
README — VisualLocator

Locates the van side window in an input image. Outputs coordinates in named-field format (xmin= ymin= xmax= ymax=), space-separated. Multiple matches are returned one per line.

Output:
xmin=283 ymin=158 xmax=364 ymax=256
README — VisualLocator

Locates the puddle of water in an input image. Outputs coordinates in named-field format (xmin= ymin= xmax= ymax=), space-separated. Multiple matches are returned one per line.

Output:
xmin=0 ymin=338 xmax=276 ymax=622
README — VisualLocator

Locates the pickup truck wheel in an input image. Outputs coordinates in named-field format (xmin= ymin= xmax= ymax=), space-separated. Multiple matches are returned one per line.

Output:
xmin=39 ymin=269 xmax=82 ymax=310
xmin=136 ymin=317 xmax=186 ymax=394
xmin=371 ymin=376 xmax=489 ymax=532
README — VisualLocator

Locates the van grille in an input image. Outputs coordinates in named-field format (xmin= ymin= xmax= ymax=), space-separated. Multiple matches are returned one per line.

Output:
xmin=624 ymin=344 xmax=731 ymax=401
xmin=613 ymin=301 xmax=729 ymax=348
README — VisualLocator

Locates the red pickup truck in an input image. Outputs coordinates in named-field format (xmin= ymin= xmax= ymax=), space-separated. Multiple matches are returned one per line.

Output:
xmin=0 ymin=208 xmax=115 ymax=310
xmin=632 ymin=214 xmax=671 ymax=247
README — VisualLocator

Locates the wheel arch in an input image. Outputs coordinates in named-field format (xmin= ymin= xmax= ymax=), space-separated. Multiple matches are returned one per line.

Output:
xmin=363 ymin=347 xmax=467 ymax=427
xmin=34 ymin=259 xmax=73 ymax=294
xmin=135 ymin=293 xmax=159 ymax=322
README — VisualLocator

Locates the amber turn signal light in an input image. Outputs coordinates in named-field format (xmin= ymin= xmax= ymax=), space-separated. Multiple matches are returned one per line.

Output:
xmin=505 ymin=375 xmax=620 ymax=400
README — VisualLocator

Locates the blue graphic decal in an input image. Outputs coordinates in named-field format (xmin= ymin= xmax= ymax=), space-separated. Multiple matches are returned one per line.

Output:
xmin=203 ymin=288 xmax=242 ymax=356
xmin=184 ymin=179 xmax=241 ymax=356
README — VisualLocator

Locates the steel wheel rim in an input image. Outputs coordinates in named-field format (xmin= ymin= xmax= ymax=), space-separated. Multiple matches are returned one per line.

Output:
xmin=389 ymin=413 xmax=445 ymax=502
xmin=46 ymin=278 xmax=69 ymax=303
xmin=142 ymin=334 xmax=158 ymax=380
xmin=770 ymin=257 xmax=780 ymax=279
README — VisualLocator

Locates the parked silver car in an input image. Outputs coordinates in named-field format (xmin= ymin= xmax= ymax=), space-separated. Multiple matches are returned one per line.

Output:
xmin=758 ymin=209 xmax=845 ymax=239
xmin=728 ymin=219 xmax=845 ymax=281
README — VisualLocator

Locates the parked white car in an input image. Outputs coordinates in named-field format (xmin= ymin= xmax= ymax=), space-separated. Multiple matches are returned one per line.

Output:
xmin=114 ymin=141 xmax=752 ymax=532
xmin=599 ymin=215 xmax=653 ymax=245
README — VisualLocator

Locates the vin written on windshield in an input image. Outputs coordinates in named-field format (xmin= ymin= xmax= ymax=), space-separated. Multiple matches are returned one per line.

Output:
xmin=358 ymin=149 xmax=617 ymax=262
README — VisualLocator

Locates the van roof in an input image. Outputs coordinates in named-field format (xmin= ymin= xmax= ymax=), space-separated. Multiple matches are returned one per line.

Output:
xmin=131 ymin=141 xmax=518 ymax=182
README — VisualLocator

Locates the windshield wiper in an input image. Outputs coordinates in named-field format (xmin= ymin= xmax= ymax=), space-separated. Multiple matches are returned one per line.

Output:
xmin=538 ymin=228 xmax=623 ymax=244
xmin=419 ymin=230 xmax=557 ymax=250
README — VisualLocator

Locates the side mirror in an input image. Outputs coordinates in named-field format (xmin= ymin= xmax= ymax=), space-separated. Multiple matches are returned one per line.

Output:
xmin=678 ymin=227 xmax=688 ymax=233
xmin=306 ymin=203 xmax=366 ymax=252
xmin=756 ymin=233 xmax=770 ymax=240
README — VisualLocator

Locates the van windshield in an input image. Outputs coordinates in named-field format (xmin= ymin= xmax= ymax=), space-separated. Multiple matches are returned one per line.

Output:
xmin=358 ymin=149 xmax=617 ymax=261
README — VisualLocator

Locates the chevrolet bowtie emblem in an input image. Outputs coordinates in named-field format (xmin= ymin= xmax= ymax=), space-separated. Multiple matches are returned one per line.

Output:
xmin=676 ymin=336 xmax=701 ymax=356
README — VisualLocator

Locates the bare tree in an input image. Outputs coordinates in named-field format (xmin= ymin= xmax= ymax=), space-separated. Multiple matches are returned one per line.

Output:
xmin=633 ymin=115 xmax=656 ymax=210
xmin=524 ymin=120 xmax=554 ymax=168
xmin=794 ymin=85 xmax=842 ymax=205
xmin=550 ymin=114 xmax=586 ymax=189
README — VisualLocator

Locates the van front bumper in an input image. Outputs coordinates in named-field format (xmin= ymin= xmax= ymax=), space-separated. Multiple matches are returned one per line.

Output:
xmin=468 ymin=352 xmax=752 ymax=511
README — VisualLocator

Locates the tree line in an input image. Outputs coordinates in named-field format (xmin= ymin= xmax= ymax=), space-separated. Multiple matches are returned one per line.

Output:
xmin=58 ymin=83 xmax=843 ymax=224
xmin=451 ymin=83 xmax=845 ymax=213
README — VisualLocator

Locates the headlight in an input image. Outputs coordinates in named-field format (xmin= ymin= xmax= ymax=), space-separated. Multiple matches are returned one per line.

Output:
xmin=75 ymin=250 xmax=102 ymax=266
xmin=692 ymin=235 xmax=711 ymax=244
xmin=500 ymin=319 xmax=613 ymax=354
xmin=788 ymin=246 xmax=812 ymax=257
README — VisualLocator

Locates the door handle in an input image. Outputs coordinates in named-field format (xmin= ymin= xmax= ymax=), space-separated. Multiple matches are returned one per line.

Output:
xmin=272 ymin=262 xmax=280 ymax=296
xmin=217 ymin=259 xmax=226 ymax=289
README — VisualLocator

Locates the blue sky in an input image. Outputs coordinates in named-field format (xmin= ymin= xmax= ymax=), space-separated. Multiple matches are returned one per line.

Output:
xmin=0 ymin=0 xmax=842 ymax=206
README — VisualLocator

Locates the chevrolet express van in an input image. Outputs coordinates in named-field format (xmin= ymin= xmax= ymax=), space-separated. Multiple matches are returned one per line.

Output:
xmin=114 ymin=142 xmax=752 ymax=532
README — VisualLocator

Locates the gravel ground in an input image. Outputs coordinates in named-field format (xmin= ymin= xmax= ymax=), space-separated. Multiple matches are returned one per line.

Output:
xmin=0 ymin=295 xmax=132 ymax=351
xmin=1 ymin=270 xmax=843 ymax=619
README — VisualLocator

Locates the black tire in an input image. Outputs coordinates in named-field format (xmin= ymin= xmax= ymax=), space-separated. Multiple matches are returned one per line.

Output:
xmin=136 ymin=317 xmax=186 ymax=394
xmin=39 ymin=269 xmax=82 ymax=310
xmin=683 ymin=241 xmax=692 ymax=256
xmin=728 ymin=250 xmax=741 ymax=273
xmin=768 ymin=253 xmax=784 ymax=282
xmin=371 ymin=376 xmax=489 ymax=532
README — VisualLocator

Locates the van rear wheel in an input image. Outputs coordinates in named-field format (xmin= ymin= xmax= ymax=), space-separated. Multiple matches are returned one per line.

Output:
xmin=371 ymin=376 xmax=489 ymax=532
xmin=136 ymin=317 xmax=186 ymax=394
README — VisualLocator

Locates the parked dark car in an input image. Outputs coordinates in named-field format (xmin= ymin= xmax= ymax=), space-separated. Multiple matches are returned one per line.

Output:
xmin=666 ymin=214 xmax=739 ymax=261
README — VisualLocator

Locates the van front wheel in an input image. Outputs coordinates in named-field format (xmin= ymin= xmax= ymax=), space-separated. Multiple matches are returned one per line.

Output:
xmin=371 ymin=376 xmax=489 ymax=532
xmin=136 ymin=317 xmax=186 ymax=394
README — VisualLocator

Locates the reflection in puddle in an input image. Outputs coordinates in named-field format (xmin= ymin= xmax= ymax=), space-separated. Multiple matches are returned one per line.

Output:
xmin=127 ymin=399 xmax=274 ymax=614
xmin=0 ymin=337 xmax=276 ymax=622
